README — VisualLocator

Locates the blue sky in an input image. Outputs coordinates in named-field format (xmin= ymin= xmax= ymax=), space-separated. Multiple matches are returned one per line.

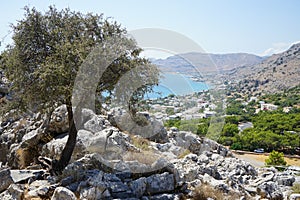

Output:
xmin=1 ymin=0 xmax=300 ymax=58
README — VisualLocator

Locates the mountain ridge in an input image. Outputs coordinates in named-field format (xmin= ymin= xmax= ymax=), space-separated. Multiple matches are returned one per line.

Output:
xmin=153 ymin=52 xmax=265 ymax=73
xmin=230 ymin=42 xmax=300 ymax=94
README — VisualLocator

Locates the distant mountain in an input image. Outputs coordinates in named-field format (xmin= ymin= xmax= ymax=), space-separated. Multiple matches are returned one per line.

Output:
xmin=231 ymin=43 xmax=300 ymax=94
xmin=153 ymin=52 xmax=264 ymax=73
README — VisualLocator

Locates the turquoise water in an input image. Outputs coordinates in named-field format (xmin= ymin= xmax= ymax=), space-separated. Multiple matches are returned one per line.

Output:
xmin=145 ymin=73 xmax=209 ymax=99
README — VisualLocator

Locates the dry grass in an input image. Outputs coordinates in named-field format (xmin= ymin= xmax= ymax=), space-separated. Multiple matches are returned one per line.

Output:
xmin=178 ymin=149 xmax=191 ymax=159
xmin=130 ymin=135 xmax=150 ymax=151
xmin=192 ymin=183 xmax=240 ymax=200
xmin=123 ymin=151 xmax=159 ymax=165
xmin=292 ymin=183 xmax=300 ymax=193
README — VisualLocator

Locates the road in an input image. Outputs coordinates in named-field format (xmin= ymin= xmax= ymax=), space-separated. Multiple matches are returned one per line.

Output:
xmin=233 ymin=153 xmax=265 ymax=168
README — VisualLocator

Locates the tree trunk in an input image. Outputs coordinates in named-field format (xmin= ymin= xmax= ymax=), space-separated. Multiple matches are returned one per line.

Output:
xmin=52 ymin=101 xmax=77 ymax=174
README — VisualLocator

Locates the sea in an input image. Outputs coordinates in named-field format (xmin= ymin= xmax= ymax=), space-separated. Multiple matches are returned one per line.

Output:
xmin=144 ymin=72 xmax=209 ymax=99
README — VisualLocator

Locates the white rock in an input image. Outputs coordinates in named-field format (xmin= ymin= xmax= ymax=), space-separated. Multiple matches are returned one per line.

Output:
xmin=51 ymin=187 xmax=77 ymax=200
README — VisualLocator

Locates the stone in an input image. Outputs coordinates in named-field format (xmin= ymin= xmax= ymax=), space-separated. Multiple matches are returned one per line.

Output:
xmin=83 ymin=115 xmax=104 ymax=133
xmin=146 ymin=172 xmax=175 ymax=195
xmin=0 ymin=184 xmax=24 ymax=200
xmin=79 ymin=186 xmax=106 ymax=200
xmin=10 ymin=170 xmax=45 ymax=183
xmin=48 ymin=105 xmax=69 ymax=133
xmin=199 ymin=165 xmax=222 ymax=180
xmin=27 ymin=180 xmax=51 ymax=198
xmin=61 ymin=176 xmax=74 ymax=187
xmin=0 ymin=169 xmax=14 ymax=193
xmin=201 ymin=138 xmax=231 ymax=157
xmin=257 ymin=181 xmax=283 ymax=200
xmin=290 ymin=194 xmax=300 ymax=200
xmin=51 ymin=187 xmax=76 ymax=200
xmin=197 ymin=154 xmax=209 ymax=164
xmin=113 ymin=111 xmax=169 ymax=143
xmin=275 ymin=173 xmax=295 ymax=186
xmin=130 ymin=177 xmax=147 ymax=198
xmin=148 ymin=193 xmax=179 ymax=200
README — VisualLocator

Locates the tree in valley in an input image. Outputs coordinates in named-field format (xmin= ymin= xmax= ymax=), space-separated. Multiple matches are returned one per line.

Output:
xmin=1 ymin=6 xmax=159 ymax=173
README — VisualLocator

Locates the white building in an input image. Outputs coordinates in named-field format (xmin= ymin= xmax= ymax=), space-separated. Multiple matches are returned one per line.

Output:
xmin=261 ymin=103 xmax=278 ymax=111
xmin=204 ymin=111 xmax=216 ymax=118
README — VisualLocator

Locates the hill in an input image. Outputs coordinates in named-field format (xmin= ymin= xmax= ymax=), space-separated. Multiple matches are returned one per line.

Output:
xmin=153 ymin=52 xmax=264 ymax=74
xmin=230 ymin=43 xmax=300 ymax=94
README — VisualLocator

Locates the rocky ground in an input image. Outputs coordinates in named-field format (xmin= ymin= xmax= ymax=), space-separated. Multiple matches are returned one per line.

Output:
xmin=0 ymin=105 xmax=299 ymax=199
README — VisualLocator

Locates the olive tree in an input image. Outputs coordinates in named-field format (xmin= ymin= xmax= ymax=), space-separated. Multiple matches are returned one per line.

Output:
xmin=2 ymin=6 xmax=159 ymax=173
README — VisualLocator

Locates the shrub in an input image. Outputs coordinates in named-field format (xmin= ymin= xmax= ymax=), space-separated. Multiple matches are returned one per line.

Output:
xmin=265 ymin=150 xmax=287 ymax=166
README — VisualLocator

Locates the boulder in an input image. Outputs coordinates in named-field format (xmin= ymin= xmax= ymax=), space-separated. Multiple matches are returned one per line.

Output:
xmin=290 ymin=194 xmax=300 ymax=200
xmin=26 ymin=180 xmax=51 ymax=198
xmin=0 ymin=169 xmax=14 ymax=193
xmin=146 ymin=172 xmax=175 ymax=195
xmin=257 ymin=181 xmax=283 ymax=199
xmin=10 ymin=169 xmax=45 ymax=183
xmin=275 ymin=173 xmax=295 ymax=186
xmin=201 ymin=138 xmax=232 ymax=157
xmin=130 ymin=177 xmax=147 ymax=198
xmin=83 ymin=115 xmax=105 ymax=133
xmin=77 ymin=129 xmax=136 ymax=160
xmin=41 ymin=133 xmax=86 ymax=161
xmin=112 ymin=111 xmax=169 ymax=143
xmin=48 ymin=105 xmax=69 ymax=134
xmin=79 ymin=186 xmax=108 ymax=200
xmin=51 ymin=187 xmax=77 ymax=200
xmin=0 ymin=184 xmax=24 ymax=200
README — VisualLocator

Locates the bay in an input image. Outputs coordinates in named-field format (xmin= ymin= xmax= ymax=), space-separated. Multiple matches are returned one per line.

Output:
xmin=145 ymin=72 xmax=209 ymax=99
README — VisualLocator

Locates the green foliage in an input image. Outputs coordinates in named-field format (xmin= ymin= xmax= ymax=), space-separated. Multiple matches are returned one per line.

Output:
xmin=226 ymin=100 xmax=245 ymax=115
xmin=222 ymin=104 xmax=300 ymax=152
xmin=218 ymin=123 xmax=239 ymax=146
xmin=225 ymin=116 xmax=240 ymax=125
xmin=265 ymin=150 xmax=287 ymax=166
xmin=164 ymin=119 xmax=181 ymax=128
xmin=165 ymin=107 xmax=175 ymax=115
xmin=261 ymin=85 xmax=300 ymax=107
xmin=222 ymin=123 xmax=239 ymax=137
xmin=230 ymin=142 xmax=242 ymax=150
xmin=1 ymin=6 xmax=159 ymax=171
xmin=197 ymin=123 xmax=209 ymax=136
xmin=2 ymin=6 xmax=158 ymax=114
xmin=164 ymin=117 xmax=210 ymax=137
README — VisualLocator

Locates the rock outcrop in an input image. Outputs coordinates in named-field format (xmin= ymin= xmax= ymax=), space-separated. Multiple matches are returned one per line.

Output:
xmin=0 ymin=106 xmax=297 ymax=199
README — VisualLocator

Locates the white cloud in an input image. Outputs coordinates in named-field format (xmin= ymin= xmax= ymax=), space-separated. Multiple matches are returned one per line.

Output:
xmin=260 ymin=41 xmax=300 ymax=56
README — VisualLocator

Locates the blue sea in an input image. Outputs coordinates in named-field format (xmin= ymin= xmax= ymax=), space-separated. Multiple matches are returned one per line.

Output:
xmin=144 ymin=73 xmax=209 ymax=99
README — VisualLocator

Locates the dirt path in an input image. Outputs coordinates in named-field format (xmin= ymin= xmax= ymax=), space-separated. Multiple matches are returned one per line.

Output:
xmin=233 ymin=152 xmax=300 ymax=168
xmin=233 ymin=153 xmax=265 ymax=167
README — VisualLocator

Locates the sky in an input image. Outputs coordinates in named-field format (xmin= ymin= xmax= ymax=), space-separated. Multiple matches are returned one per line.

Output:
xmin=1 ymin=0 xmax=300 ymax=58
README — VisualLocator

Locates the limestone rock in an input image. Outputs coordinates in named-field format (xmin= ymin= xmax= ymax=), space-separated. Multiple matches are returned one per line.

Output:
xmin=290 ymin=193 xmax=300 ymax=200
xmin=0 ymin=184 xmax=24 ymax=200
xmin=51 ymin=187 xmax=76 ymax=200
xmin=48 ymin=105 xmax=69 ymax=134
xmin=146 ymin=172 xmax=174 ymax=195
xmin=129 ymin=177 xmax=147 ymax=198
xmin=275 ymin=173 xmax=295 ymax=186
xmin=10 ymin=169 xmax=45 ymax=183
xmin=0 ymin=169 xmax=14 ymax=193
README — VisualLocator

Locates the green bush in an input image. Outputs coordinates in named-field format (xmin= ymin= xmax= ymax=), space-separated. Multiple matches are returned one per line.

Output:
xmin=265 ymin=150 xmax=287 ymax=166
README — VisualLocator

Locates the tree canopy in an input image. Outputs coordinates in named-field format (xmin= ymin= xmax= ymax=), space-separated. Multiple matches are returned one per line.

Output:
xmin=1 ymin=6 xmax=159 ymax=173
